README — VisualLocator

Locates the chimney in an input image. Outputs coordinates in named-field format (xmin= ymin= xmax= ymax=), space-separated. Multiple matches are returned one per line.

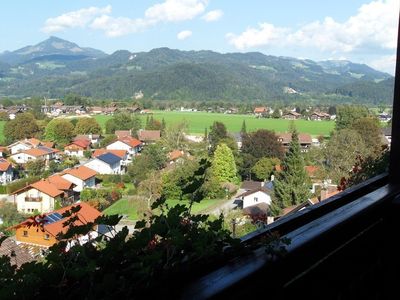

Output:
xmin=270 ymin=174 xmax=275 ymax=182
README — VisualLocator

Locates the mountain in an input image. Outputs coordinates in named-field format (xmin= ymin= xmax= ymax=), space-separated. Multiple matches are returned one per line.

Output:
xmin=0 ymin=38 xmax=394 ymax=104
xmin=0 ymin=36 xmax=107 ymax=65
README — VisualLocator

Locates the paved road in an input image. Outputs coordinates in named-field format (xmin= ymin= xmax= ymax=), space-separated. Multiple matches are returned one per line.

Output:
xmin=207 ymin=189 xmax=245 ymax=216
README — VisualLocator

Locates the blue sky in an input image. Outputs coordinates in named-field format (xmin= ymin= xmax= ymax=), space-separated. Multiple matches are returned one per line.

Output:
xmin=0 ymin=0 xmax=398 ymax=73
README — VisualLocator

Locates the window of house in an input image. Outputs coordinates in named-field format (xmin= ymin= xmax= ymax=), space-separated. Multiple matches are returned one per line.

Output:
xmin=44 ymin=234 xmax=50 ymax=240
xmin=254 ymin=197 xmax=258 ymax=202
xmin=23 ymin=230 xmax=28 ymax=237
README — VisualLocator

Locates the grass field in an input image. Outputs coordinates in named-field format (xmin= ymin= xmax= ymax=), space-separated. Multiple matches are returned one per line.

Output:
xmin=103 ymin=197 xmax=221 ymax=221
xmin=94 ymin=111 xmax=335 ymax=136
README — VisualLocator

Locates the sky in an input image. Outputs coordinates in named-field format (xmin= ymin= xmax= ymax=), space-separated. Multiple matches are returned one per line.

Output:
xmin=0 ymin=0 xmax=398 ymax=74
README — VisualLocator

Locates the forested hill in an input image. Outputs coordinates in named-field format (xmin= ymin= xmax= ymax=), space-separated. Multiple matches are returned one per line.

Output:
xmin=0 ymin=37 xmax=393 ymax=104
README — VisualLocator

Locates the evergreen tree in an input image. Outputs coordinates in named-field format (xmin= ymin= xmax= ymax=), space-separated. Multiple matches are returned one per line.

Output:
xmin=273 ymin=130 xmax=311 ymax=215
xmin=161 ymin=118 xmax=166 ymax=136
xmin=240 ymin=120 xmax=247 ymax=136
xmin=211 ymin=143 xmax=238 ymax=184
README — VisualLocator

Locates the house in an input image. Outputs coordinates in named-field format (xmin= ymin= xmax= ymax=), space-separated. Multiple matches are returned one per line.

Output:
xmin=282 ymin=111 xmax=301 ymax=120
xmin=137 ymin=129 xmax=161 ymax=144
xmin=106 ymin=137 xmax=142 ymax=159
xmin=12 ymin=178 xmax=73 ymax=214
xmin=0 ymin=158 xmax=13 ymax=185
xmin=237 ymin=187 xmax=272 ymax=209
xmin=75 ymin=134 xmax=101 ymax=145
xmin=8 ymin=138 xmax=54 ymax=154
xmin=13 ymin=202 xmax=102 ymax=248
xmin=10 ymin=146 xmax=59 ymax=164
xmin=89 ymin=107 xmax=104 ymax=114
xmin=310 ymin=112 xmax=331 ymax=121
xmin=93 ymin=149 xmax=129 ymax=165
xmin=64 ymin=139 xmax=91 ymax=157
xmin=378 ymin=113 xmax=391 ymax=122
xmin=277 ymin=133 xmax=312 ymax=152
xmin=84 ymin=152 xmax=123 ymax=174
xmin=62 ymin=165 xmax=97 ymax=192
xmin=253 ymin=107 xmax=268 ymax=117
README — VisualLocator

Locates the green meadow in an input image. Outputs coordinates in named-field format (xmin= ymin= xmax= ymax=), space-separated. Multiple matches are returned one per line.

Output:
xmin=94 ymin=111 xmax=335 ymax=137
xmin=0 ymin=121 xmax=5 ymax=144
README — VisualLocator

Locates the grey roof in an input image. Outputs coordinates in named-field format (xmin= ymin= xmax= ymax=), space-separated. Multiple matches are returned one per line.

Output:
xmin=237 ymin=187 xmax=271 ymax=198
xmin=37 ymin=146 xmax=54 ymax=153
xmin=241 ymin=180 xmax=264 ymax=191
xmin=97 ymin=152 xmax=121 ymax=165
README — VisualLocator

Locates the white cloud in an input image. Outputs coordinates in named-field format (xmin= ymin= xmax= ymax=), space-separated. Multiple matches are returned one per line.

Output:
xmin=202 ymin=9 xmax=223 ymax=22
xmin=177 ymin=30 xmax=192 ymax=40
xmin=145 ymin=0 xmax=208 ymax=22
xmin=227 ymin=0 xmax=399 ymax=53
xmin=44 ymin=1 xmax=209 ymax=37
xmin=226 ymin=23 xmax=288 ymax=50
xmin=42 ymin=5 xmax=112 ymax=33
xmin=370 ymin=54 xmax=397 ymax=74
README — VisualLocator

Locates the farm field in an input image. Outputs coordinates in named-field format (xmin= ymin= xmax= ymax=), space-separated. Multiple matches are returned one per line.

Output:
xmin=0 ymin=121 xmax=5 ymax=143
xmin=103 ymin=197 xmax=222 ymax=221
xmin=94 ymin=111 xmax=335 ymax=136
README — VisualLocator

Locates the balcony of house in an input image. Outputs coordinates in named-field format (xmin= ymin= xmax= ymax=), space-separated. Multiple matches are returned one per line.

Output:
xmin=24 ymin=196 xmax=42 ymax=202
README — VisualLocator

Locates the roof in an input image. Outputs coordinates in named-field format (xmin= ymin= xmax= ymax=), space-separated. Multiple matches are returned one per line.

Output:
xmin=237 ymin=187 xmax=271 ymax=198
xmin=305 ymin=166 xmax=319 ymax=178
xmin=63 ymin=165 xmax=98 ymax=181
xmin=96 ymin=152 xmax=121 ymax=165
xmin=0 ymin=234 xmax=35 ymax=267
xmin=254 ymin=107 xmax=268 ymax=113
xmin=283 ymin=111 xmax=301 ymax=116
xmin=0 ymin=158 xmax=11 ymax=171
xmin=75 ymin=134 xmax=100 ymax=141
xmin=29 ymin=179 xmax=64 ymax=198
xmin=242 ymin=202 xmax=269 ymax=216
xmin=119 ymin=137 xmax=142 ymax=148
xmin=93 ymin=149 xmax=127 ymax=159
xmin=42 ymin=141 xmax=55 ymax=148
xmin=241 ymin=180 xmax=264 ymax=191
xmin=26 ymin=138 xmax=41 ymax=147
xmin=138 ymin=130 xmax=161 ymax=141
xmin=168 ymin=150 xmax=184 ymax=161
xmin=47 ymin=175 xmax=75 ymax=190
xmin=72 ymin=139 xmax=91 ymax=148
xmin=15 ymin=202 xmax=102 ymax=238
xmin=115 ymin=130 xmax=131 ymax=139
xmin=20 ymin=148 xmax=51 ymax=158
xmin=277 ymin=133 xmax=312 ymax=144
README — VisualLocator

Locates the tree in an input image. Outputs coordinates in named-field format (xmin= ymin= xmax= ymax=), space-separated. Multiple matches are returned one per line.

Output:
xmin=138 ymin=172 xmax=163 ymax=209
xmin=241 ymin=129 xmax=284 ymax=160
xmin=161 ymin=121 xmax=188 ymax=151
xmin=44 ymin=119 xmax=74 ymax=145
xmin=240 ymin=120 xmax=247 ymax=136
xmin=273 ymin=131 xmax=311 ymax=215
xmin=210 ymin=143 xmax=238 ymax=184
xmin=105 ymin=113 xmax=141 ymax=135
xmin=4 ymin=113 xmax=40 ymax=143
xmin=323 ymin=129 xmax=370 ymax=183
xmin=141 ymin=144 xmax=168 ymax=170
xmin=74 ymin=118 xmax=102 ymax=135
xmin=251 ymin=157 xmax=281 ymax=181
xmin=0 ymin=202 xmax=25 ymax=230
xmin=335 ymin=105 xmax=369 ymax=130
xmin=100 ymin=134 xmax=117 ymax=148
xmin=25 ymin=159 xmax=46 ymax=177
xmin=351 ymin=117 xmax=382 ymax=154
xmin=208 ymin=121 xmax=229 ymax=153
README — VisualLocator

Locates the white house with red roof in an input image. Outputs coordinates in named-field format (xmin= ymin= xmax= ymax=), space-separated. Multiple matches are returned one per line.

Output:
xmin=0 ymin=158 xmax=13 ymax=185
xmin=61 ymin=165 xmax=98 ymax=192
xmin=10 ymin=146 xmax=59 ymax=164
xmin=64 ymin=139 xmax=91 ymax=157
xmin=106 ymin=136 xmax=142 ymax=159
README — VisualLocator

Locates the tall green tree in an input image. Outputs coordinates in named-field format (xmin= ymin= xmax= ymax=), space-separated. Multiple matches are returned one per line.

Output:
xmin=273 ymin=131 xmax=311 ymax=215
xmin=208 ymin=121 xmax=229 ymax=153
xmin=251 ymin=157 xmax=281 ymax=181
xmin=74 ymin=118 xmax=102 ymax=135
xmin=44 ymin=119 xmax=74 ymax=145
xmin=210 ymin=143 xmax=238 ymax=184
xmin=105 ymin=113 xmax=141 ymax=135
xmin=351 ymin=117 xmax=382 ymax=154
xmin=4 ymin=113 xmax=40 ymax=143
xmin=241 ymin=129 xmax=284 ymax=160
xmin=240 ymin=120 xmax=247 ymax=136
xmin=335 ymin=105 xmax=369 ymax=130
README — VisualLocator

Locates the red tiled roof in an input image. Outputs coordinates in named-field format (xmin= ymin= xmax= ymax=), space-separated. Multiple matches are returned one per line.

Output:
xmin=93 ymin=149 xmax=127 ymax=159
xmin=27 ymin=138 xmax=41 ymax=147
xmin=277 ymin=133 xmax=312 ymax=144
xmin=254 ymin=107 xmax=267 ymax=113
xmin=44 ymin=202 xmax=102 ymax=237
xmin=72 ymin=139 xmax=91 ymax=148
xmin=30 ymin=180 xmax=64 ymax=198
xmin=42 ymin=141 xmax=55 ymax=148
xmin=47 ymin=175 xmax=75 ymax=190
xmin=23 ymin=148 xmax=50 ymax=157
xmin=63 ymin=165 xmax=98 ymax=181
xmin=168 ymin=150 xmax=184 ymax=161
xmin=120 ymin=136 xmax=142 ymax=147
xmin=115 ymin=130 xmax=131 ymax=139
xmin=0 ymin=158 xmax=11 ymax=171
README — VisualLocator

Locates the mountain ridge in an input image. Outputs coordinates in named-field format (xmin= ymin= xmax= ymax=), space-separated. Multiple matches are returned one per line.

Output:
xmin=0 ymin=37 xmax=393 ymax=104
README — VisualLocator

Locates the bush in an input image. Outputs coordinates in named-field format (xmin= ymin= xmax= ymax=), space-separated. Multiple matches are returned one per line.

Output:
xmin=6 ymin=176 xmax=40 ymax=194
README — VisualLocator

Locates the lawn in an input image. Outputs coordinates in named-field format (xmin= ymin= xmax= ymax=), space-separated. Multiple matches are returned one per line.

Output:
xmin=103 ymin=198 xmax=220 ymax=221
xmin=94 ymin=112 xmax=334 ymax=137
